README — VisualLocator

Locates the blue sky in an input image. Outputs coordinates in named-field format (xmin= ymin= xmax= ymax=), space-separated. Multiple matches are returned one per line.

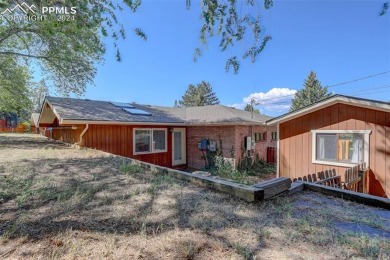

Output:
xmin=82 ymin=0 xmax=390 ymax=117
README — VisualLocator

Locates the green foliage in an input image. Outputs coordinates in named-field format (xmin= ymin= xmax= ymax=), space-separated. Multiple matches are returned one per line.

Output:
xmin=21 ymin=121 xmax=31 ymax=132
xmin=29 ymin=80 xmax=49 ymax=113
xmin=244 ymin=103 xmax=260 ymax=114
xmin=380 ymin=2 xmax=389 ymax=16
xmin=148 ymin=175 xmax=177 ymax=194
xmin=178 ymin=81 xmax=220 ymax=107
xmin=0 ymin=0 xmax=145 ymax=96
xmin=237 ymin=154 xmax=276 ymax=176
xmin=120 ymin=163 xmax=142 ymax=174
xmin=0 ymin=56 xmax=31 ymax=115
xmin=290 ymin=71 xmax=331 ymax=112
xmin=188 ymin=0 xmax=273 ymax=73
xmin=214 ymin=156 xmax=248 ymax=184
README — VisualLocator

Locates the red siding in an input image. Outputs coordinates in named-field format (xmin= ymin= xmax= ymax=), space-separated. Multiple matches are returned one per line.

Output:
xmin=279 ymin=103 xmax=390 ymax=198
xmin=83 ymin=125 xmax=173 ymax=168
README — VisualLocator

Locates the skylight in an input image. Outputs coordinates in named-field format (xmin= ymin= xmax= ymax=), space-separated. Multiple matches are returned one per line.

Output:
xmin=122 ymin=108 xmax=152 ymax=116
xmin=110 ymin=101 xmax=134 ymax=108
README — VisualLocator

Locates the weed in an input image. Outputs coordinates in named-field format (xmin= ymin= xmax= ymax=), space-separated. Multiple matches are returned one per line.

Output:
xmin=238 ymin=154 xmax=276 ymax=176
xmin=342 ymin=234 xmax=390 ymax=258
xmin=120 ymin=163 xmax=142 ymax=174
xmin=233 ymin=243 xmax=255 ymax=260
xmin=176 ymin=241 xmax=200 ymax=259
xmin=213 ymin=156 xmax=249 ymax=184
xmin=148 ymin=175 xmax=177 ymax=194
xmin=273 ymin=197 xmax=292 ymax=218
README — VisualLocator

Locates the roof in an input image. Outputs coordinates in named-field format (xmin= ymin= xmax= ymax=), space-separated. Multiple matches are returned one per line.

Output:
xmin=42 ymin=96 xmax=272 ymax=126
xmin=30 ymin=113 xmax=40 ymax=126
xmin=44 ymin=96 xmax=185 ymax=125
xmin=154 ymin=105 xmax=272 ymax=125
xmin=267 ymin=94 xmax=390 ymax=125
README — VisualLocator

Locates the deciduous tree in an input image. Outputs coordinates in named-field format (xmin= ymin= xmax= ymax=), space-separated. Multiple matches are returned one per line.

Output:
xmin=0 ymin=0 xmax=145 ymax=96
xmin=29 ymin=80 xmax=49 ymax=113
xmin=0 ymin=56 xmax=31 ymax=116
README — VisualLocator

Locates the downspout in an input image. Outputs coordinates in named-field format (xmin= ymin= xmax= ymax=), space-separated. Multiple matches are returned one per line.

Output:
xmin=75 ymin=124 xmax=89 ymax=146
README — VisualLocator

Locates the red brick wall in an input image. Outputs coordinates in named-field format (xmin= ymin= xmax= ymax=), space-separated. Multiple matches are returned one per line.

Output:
xmin=235 ymin=125 xmax=277 ymax=162
xmin=187 ymin=125 xmax=277 ymax=170
xmin=0 ymin=120 xmax=5 ymax=128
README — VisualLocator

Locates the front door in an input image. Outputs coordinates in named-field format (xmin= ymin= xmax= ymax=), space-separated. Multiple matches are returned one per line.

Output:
xmin=172 ymin=128 xmax=186 ymax=166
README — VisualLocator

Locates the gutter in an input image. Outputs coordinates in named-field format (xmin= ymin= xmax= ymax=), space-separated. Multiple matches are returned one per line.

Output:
xmin=75 ymin=124 xmax=89 ymax=146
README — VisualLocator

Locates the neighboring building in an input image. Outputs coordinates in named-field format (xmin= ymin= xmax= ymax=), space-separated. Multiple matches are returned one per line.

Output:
xmin=267 ymin=95 xmax=390 ymax=198
xmin=30 ymin=113 xmax=40 ymax=133
xmin=0 ymin=112 xmax=18 ymax=128
xmin=37 ymin=96 xmax=276 ymax=170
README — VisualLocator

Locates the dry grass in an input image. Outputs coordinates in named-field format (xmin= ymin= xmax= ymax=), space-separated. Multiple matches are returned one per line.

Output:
xmin=0 ymin=133 xmax=389 ymax=259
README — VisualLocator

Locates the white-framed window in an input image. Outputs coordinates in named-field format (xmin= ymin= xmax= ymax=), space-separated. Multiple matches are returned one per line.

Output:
xmin=271 ymin=132 xmax=277 ymax=140
xmin=311 ymin=130 xmax=371 ymax=167
xmin=133 ymin=128 xmax=167 ymax=154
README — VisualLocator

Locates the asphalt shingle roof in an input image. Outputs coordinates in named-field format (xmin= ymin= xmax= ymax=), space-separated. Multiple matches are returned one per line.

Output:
xmin=46 ymin=96 xmax=272 ymax=125
xmin=46 ymin=96 xmax=184 ymax=124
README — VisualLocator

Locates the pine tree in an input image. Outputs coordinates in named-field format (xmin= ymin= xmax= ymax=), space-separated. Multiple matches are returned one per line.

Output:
xmin=244 ymin=104 xmax=260 ymax=114
xmin=179 ymin=81 xmax=220 ymax=107
xmin=290 ymin=71 xmax=331 ymax=112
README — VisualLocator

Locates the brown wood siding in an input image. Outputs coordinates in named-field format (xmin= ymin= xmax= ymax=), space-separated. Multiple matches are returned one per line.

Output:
xmin=279 ymin=103 xmax=390 ymax=198
xmin=51 ymin=126 xmax=85 ymax=144
xmin=82 ymin=125 xmax=173 ymax=168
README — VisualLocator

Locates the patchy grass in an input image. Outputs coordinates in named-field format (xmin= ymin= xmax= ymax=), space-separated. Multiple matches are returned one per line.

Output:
xmin=0 ymin=133 xmax=389 ymax=259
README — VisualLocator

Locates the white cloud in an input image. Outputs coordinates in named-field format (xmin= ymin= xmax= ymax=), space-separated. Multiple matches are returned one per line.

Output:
xmin=243 ymin=88 xmax=297 ymax=104
xmin=244 ymin=88 xmax=297 ymax=112
xmin=235 ymin=88 xmax=298 ymax=113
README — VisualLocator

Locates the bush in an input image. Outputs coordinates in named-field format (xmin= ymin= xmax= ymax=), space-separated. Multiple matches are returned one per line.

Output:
xmin=237 ymin=154 xmax=276 ymax=176
xmin=21 ymin=121 xmax=31 ymax=132
xmin=214 ymin=156 xmax=248 ymax=184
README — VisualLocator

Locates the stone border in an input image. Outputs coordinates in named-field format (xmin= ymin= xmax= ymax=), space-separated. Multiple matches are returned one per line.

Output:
xmin=298 ymin=181 xmax=390 ymax=209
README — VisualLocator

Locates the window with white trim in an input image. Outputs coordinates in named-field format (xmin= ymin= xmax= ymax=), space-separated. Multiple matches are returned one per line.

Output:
xmin=312 ymin=130 xmax=371 ymax=167
xmin=134 ymin=128 xmax=167 ymax=154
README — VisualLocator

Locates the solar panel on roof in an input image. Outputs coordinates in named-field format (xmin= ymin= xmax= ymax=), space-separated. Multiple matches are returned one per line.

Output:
xmin=110 ymin=101 xmax=134 ymax=108
xmin=122 ymin=108 xmax=152 ymax=116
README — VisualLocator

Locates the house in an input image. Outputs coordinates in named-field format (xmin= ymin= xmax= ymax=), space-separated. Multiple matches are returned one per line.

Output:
xmin=0 ymin=112 xmax=18 ymax=129
xmin=267 ymin=95 xmax=390 ymax=198
xmin=30 ymin=113 xmax=40 ymax=133
xmin=37 ymin=96 xmax=276 ymax=170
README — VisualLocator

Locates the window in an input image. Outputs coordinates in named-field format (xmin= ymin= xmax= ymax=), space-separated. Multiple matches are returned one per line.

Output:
xmin=271 ymin=132 xmax=277 ymax=140
xmin=134 ymin=128 xmax=167 ymax=154
xmin=254 ymin=132 xmax=267 ymax=142
xmin=312 ymin=130 xmax=371 ymax=167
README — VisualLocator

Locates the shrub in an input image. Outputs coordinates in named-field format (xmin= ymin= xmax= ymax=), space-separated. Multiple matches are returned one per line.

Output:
xmin=214 ymin=156 xmax=248 ymax=184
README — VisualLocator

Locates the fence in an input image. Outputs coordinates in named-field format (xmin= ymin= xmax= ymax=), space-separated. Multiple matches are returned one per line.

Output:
xmin=293 ymin=163 xmax=368 ymax=193
xmin=0 ymin=125 xmax=27 ymax=133
xmin=343 ymin=163 xmax=368 ymax=193
xmin=293 ymin=169 xmax=342 ymax=188
xmin=266 ymin=147 xmax=276 ymax=164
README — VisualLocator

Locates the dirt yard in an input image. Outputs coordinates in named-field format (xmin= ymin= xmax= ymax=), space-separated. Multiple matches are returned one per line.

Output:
xmin=0 ymin=133 xmax=389 ymax=259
